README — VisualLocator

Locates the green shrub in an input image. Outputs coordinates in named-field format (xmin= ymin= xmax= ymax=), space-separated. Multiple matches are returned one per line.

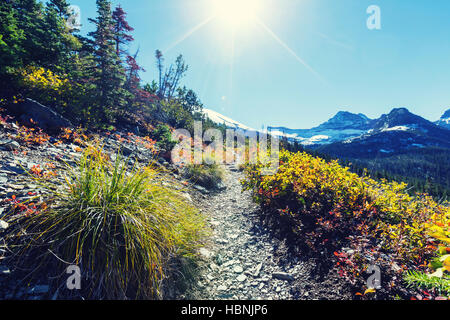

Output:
xmin=184 ymin=162 xmax=225 ymax=190
xmin=152 ymin=124 xmax=177 ymax=152
xmin=5 ymin=146 xmax=206 ymax=299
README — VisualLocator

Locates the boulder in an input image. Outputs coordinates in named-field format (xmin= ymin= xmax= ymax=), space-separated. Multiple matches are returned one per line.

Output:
xmin=13 ymin=99 xmax=72 ymax=131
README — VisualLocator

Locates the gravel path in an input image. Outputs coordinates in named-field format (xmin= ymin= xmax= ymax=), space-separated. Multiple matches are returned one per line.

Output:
xmin=192 ymin=166 xmax=311 ymax=300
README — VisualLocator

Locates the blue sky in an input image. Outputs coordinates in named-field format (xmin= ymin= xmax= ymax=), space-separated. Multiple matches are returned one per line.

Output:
xmin=69 ymin=0 xmax=450 ymax=129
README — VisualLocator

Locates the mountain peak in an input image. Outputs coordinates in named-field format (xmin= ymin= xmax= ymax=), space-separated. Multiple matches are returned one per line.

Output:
xmin=373 ymin=107 xmax=437 ymax=132
xmin=436 ymin=108 xmax=450 ymax=129
xmin=327 ymin=111 xmax=371 ymax=124
xmin=389 ymin=107 xmax=411 ymax=115
xmin=441 ymin=109 xmax=450 ymax=119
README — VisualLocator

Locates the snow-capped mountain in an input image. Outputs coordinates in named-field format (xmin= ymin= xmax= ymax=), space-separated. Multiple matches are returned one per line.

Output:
xmin=201 ymin=107 xmax=450 ymax=157
xmin=435 ymin=109 xmax=450 ymax=130
xmin=201 ymin=108 xmax=257 ymax=132
xmin=372 ymin=108 xmax=435 ymax=133
xmin=317 ymin=108 xmax=450 ymax=158
xmin=268 ymin=111 xmax=374 ymax=145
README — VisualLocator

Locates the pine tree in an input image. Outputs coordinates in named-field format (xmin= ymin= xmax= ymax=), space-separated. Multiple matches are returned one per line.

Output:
xmin=43 ymin=4 xmax=81 ymax=72
xmin=111 ymin=5 xmax=147 ymax=108
xmin=0 ymin=1 xmax=25 ymax=74
xmin=48 ymin=0 xmax=71 ymax=19
xmin=12 ymin=0 xmax=47 ymax=67
xmin=88 ymin=0 xmax=127 ymax=123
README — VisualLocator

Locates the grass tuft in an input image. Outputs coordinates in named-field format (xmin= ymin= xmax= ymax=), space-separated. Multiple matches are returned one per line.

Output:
xmin=404 ymin=270 xmax=450 ymax=296
xmin=5 ymin=145 xmax=206 ymax=299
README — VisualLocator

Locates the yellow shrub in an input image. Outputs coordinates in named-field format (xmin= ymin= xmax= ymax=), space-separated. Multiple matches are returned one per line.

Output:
xmin=18 ymin=66 xmax=68 ymax=92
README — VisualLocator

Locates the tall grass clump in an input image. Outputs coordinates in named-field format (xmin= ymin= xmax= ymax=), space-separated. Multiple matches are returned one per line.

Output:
xmin=6 ymin=146 xmax=206 ymax=299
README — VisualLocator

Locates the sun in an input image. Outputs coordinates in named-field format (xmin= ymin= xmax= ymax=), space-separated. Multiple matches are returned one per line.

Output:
xmin=212 ymin=0 xmax=260 ymax=29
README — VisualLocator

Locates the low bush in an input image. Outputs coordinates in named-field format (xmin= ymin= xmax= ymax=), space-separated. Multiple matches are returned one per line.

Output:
xmin=4 ymin=146 xmax=206 ymax=299
xmin=183 ymin=162 xmax=225 ymax=190
xmin=241 ymin=150 xmax=450 ymax=298
xmin=151 ymin=124 xmax=177 ymax=152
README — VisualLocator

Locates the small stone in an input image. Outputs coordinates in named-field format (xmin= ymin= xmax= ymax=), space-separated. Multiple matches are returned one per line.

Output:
xmin=276 ymin=287 xmax=282 ymax=293
xmin=237 ymin=274 xmax=247 ymax=282
xmin=199 ymin=248 xmax=211 ymax=259
xmin=9 ymin=184 xmax=25 ymax=190
xmin=258 ymin=283 xmax=264 ymax=290
xmin=217 ymin=285 xmax=227 ymax=291
xmin=222 ymin=260 xmax=236 ymax=267
xmin=254 ymin=263 xmax=263 ymax=277
xmin=216 ymin=238 xmax=228 ymax=244
xmin=217 ymin=182 xmax=227 ymax=191
xmin=272 ymin=272 xmax=295 ymax=281
xmin=193 ymin=185 xmax=209 ymax=194
xmin=0 ymin=220 xmax=9 ymax=230
xmin=0 ymin=265 xmax=11 ymax=274
xmin=181 ymin=193 xmax=193 ymax=203
xmin=233 ymin=265 xmax=244 ymax=274
xmin=209 ymin=263 xmax=218 ymax=271
xmin=210 ymin=220 xmax=220 ymax=227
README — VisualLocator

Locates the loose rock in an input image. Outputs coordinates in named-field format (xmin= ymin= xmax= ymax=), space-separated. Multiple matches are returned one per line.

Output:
xmin=272 ymin=272 xmax=295 ymax=282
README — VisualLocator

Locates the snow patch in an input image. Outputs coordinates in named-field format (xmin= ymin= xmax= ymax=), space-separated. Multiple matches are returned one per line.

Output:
xmin=381 ymin=125 xmax=410 ymax=132
xmin=202 ymin=108 xmax=256 ymax=132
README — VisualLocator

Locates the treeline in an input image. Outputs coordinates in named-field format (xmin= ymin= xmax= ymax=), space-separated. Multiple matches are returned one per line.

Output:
xmin=342 ymin=148 xmax=450 ymax=201
xmin=0 ymin=0 xmax=222 ymax=133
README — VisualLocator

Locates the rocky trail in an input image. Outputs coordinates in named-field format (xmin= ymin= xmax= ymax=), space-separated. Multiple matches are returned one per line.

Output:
xmin=189 ymin=165 xmax=352 ymax=300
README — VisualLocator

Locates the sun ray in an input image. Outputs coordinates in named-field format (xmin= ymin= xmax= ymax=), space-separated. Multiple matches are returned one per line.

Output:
xmin=164 ymin=15 xmax=215 ymax=53
xmin=316 ymin=31 xmax=354 ymax=51
xmin=255 ymin=18 xmax=327 ymax=84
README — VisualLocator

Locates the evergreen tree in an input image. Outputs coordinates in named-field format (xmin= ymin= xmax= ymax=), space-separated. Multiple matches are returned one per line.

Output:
xmin=43 ymin=4 xmax=80 ymax=72
xmin=48 ymin=0 xmax=71 ymax=19
xmin=177 ymin=86 xmax=203 ymax=113
xmin=0 ymin=1 xmax=25 ymax=74
xmin=88 ymin=0 xmax=127 ymax=123
xmin=143 ymin=81 xmax=158 ymax=95
xmin=12 ymin=0 xmax=47 ymax=67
